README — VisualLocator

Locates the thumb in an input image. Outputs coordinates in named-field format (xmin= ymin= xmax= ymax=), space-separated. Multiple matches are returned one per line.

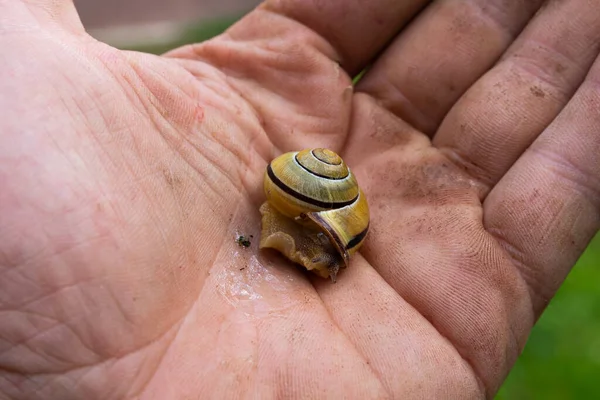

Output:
xmin=2 ymin=0 xmax=84 ymax=35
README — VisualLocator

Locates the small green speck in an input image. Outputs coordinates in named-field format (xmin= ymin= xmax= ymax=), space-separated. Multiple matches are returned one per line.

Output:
xmin=236 ymin=234 xmax=252 ymax=248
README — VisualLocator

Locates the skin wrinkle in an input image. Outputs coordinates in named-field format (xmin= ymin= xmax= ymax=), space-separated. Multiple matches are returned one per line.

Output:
xmin=2 ymin=313 xmax=183 ymax=384
xmin=230 ymin=72 xmax=346 ymax=138
xmin=120 ymin=320 xmax=183 ymax=400
xmin=172 ymin=59 xmax=278 ymax=164
xmin=185 ymin=127 xmax=250 ymax=191
xmin=189 ymin=11 xmax=353 ymax=140
xmin=437 ymin=147 xmax=494 ymax=198
xmin=76 ymin=71 xmax=165 ymax=206
xmin=259 ymin=306 xmax=385 ymax=398
xmin=505 ymin=45 xmax=581 ymax=98
xmin=41 ymin=297 xmax=109 ymax=370
xmin=363 ymin=83 xmax=431 ymax=136
xmin=171 ymin=125 xmax=244 ymax=203
xmin=485 ymin=228 xmax=538 ymax=309
xmin=125 ymin=59 xmax=206 ymax=142
xmin=222 ymin=69 xmax=349 ymax=149
xmin=62 ymin=100 xmax=121 ymax=198
xmin=440 ymin=255 xmax=505 ymax=395
xmin=173 ymin=154 xmax=230 ymax=206
xmin=2 ymin=318 xmax=182 ymax=400
xmin=0 ymin=373 xmax=45 ymax=400
xmin=314 ymin=292 xmax=391 ymax=398
xmin=90 ymin=49 xmax=165 ymax=140
xmin=126 ymin=56 xmax=264 ymax=198
xmin=467 ymin=0 xmax=522 ymax=39
xmin=487 ymin=201 xmax=568 ymax=314
xmin=158 ymin=165 xmax=192 ymax=290
xmin=0 ymin=20 xmax=42 ymax=34
xmin=531 ymin=146 xmax=600 ymax=205
xmin=507 ymin=31 xmax=589 ymax=70
xmin=126 ymin=55 xmax=198 ymax=118
xmin=117 ymin=74 xmax=175 ymax=146
xmin=223 ymin=38 xmax=316 ymax=77
xmin=0 ymin=374 xmax=23 ymax=396
xmin=402 ymin=283 xmax=488 ymax=398
xmin=255 ymin=5 xmax=344 ymax=68
xmin=0 ymin=243 xmax=48 ymax=286
xmin=204 ymin=119 xmax=255 ymax=175
xmin=182 ymin=66 xmax=278 ymax=162
xmin=69 ymin=366 xmax=112 ymax=399
xmin=485 ymin=231 xmax=537 ymax=335
xmin=215 ymin=48 xmax=345 ymax=120
xmin=32 ymin=375 xmax=71 ymax=400
xmin=1 ymin=317 xmax=91 ymax=374
xmin=1 ymin=269 xmax=99 ymax=312
xmin=55 ymin=81 xmax=98 ymax=140
xmin=13 ymin=1 xmax=44 ymax=26
xmin=356 ymin=235 xmax=490 ymax=396
xmin=315 ymin=262 xmax=486 ymax=398
xmin=0 ymin=311 xmax=63 ymax=361
xmin=103 ymin=283 xmax=137 ymax=330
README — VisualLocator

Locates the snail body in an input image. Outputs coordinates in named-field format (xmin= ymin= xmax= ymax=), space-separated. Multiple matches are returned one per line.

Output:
xmin=258 ymin=148 xmax=369 ymax=282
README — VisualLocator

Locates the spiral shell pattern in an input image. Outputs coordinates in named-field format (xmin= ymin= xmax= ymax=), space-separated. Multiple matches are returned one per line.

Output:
xmin=263 ymin=148 xmax=370 ymax=268
xmin=264 ymin=148 xmax=359 ymax=218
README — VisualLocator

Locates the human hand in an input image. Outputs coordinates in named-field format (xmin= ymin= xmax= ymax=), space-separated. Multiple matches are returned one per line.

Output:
xmin=1 ymin=0 xmax=599 ymax=398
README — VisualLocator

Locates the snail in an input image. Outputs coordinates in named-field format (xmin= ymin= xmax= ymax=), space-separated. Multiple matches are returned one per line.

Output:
xmin=258 ymin=148 xmax=369 ymax=282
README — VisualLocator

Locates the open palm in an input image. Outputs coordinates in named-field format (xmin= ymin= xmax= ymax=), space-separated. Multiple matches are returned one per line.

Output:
xmin=2 ymin=1 xmax=600 ymax=399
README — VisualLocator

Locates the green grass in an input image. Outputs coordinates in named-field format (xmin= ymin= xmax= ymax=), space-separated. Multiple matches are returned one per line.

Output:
xmin=497 ymin=233 xmax=600 ymax=399
xmin=122 ymin=17 xmax=600 ymax=398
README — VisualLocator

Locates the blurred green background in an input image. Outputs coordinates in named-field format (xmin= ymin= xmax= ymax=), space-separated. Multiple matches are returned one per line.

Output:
xmin=497 ymin=232 xmax=600 ymax=399
xmin=121 ymin=16 xmax=600 ymax=399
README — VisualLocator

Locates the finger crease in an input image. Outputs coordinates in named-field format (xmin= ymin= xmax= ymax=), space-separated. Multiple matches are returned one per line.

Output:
xmin=358 ymin=257 xmax=488 ymax=397
xmin=468 ymin=0 xmax=528 ymax=39
xmin=438 ymin=147 xmax=493 ymax=199
xmin=505 ymin=41 xmax=584 ymax=98
xmin=486 ymin=228 xmax=540 ymax=316
xmin=530 ymin=145 xmax=600 ymax=207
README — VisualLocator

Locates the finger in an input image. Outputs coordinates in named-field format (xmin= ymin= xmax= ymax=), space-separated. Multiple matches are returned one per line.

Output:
xmin=433 ymin=0 xmax=600 ymax=196
xmin=484 ymin=52 xmax=600 ymax=317
xmin=260 ymin=0 xmax=431 ymax=75
xmin=357 ymin=0 xmax=544 ymax=135
xmin=168 ymin=0 xmax=424 ymax=152
xmin=314 ymin=256 xmax=483 ymax=398
xmin=1 ymin=0 xmax=84 ymax=34
xmin=352 ymin=143 xmax=534 ymax=397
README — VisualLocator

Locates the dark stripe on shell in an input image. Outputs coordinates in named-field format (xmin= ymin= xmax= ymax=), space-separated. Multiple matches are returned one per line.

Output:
xmin=294 ymin=154 xmax=348 ymax=180
xmin=267 ymin=164 xmax=357 ymax=209
xmin=346 ymin=224 xmax=369 ymax=250
xmin=308 ymin=212 xmax=350 ymax=267
xmin=311 ymin=149 xmax=341 ymax=165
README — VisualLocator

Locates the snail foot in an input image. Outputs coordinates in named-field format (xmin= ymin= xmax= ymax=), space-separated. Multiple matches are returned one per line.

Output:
xmin=259 ymin=202 xmax=344 ymax=282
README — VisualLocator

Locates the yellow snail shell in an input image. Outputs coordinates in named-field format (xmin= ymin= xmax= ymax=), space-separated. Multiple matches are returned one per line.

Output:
xmin=258 ymin=148 xmax=369 ymax=282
